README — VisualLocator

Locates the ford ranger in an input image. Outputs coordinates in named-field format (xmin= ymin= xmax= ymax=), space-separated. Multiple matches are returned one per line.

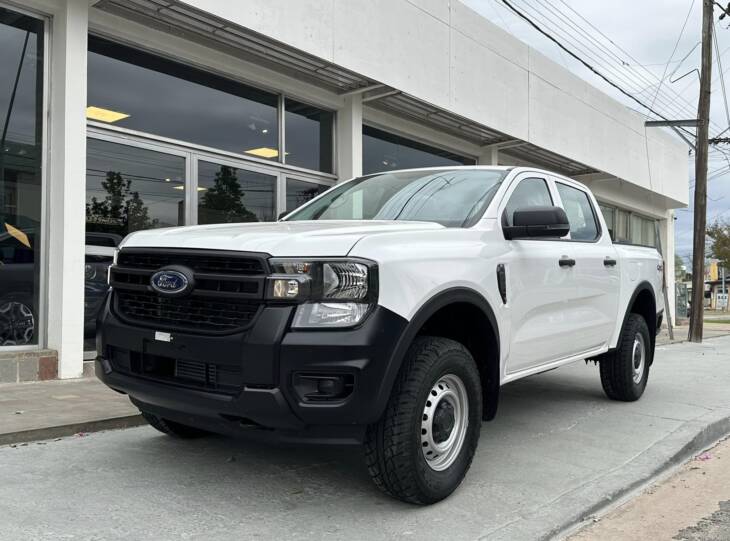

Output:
xmin=96 ymin=166 xmax=664 ymax=504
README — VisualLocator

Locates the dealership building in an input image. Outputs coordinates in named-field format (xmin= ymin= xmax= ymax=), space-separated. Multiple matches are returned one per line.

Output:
xmin=0 ymin=0 xmax=688 ymax=381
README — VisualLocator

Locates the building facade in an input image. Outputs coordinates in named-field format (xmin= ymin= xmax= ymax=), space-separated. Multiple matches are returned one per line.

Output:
xmin=0 ymin=0 xmax=688 ymax=380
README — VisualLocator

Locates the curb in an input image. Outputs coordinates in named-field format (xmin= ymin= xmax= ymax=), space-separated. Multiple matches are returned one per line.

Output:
xmin=0 ymin=414 xmax=147 ymax=447
xmin=480 ymin=408 xmax=730 ymax=541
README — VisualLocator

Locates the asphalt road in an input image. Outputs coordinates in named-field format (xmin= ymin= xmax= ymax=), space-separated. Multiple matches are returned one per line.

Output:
xmin=2 ymin=336 xmax=730 ymax=541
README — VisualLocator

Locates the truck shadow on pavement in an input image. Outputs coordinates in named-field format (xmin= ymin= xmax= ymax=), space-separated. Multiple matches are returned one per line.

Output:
xmin=122 ymin=366 xmax=610 ymax=504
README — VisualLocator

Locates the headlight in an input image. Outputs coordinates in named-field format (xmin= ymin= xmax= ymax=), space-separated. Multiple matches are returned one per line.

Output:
xmin=267 ymin=258 xmax=378 ymax=328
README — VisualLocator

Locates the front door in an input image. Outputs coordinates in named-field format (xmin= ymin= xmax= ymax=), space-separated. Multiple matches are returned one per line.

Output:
xmin=501 ymin=175 xmax=579 ymax=375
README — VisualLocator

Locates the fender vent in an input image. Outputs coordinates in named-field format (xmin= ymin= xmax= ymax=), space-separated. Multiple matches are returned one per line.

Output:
xmin=497 ymin=264 xmax=507 ymax=304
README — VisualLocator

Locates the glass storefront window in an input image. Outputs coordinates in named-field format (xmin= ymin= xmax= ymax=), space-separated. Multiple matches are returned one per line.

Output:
xmin=86 ymin=139 xmax=186 ymax=236
xmin=284 ymin=99 xmax=334 ymax=173
xmin=87 ymin=37 xmax=279 ymax=160
xmin=0 ymin=9 xmax=44 ymax=346
xmin=198 ymin=161 xmax=276 ymax=223
xmin=286 ymin=178 xmax=330 ymax=213
xmin=84 ymin=138 xmax=186 ymax=345
xmin=362 ymin=125 xmax=475 ymax=175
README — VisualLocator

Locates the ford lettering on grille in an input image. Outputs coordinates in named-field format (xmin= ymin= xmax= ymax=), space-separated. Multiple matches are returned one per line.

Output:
xmin=150 ymin=270 xmax=190 ymax=295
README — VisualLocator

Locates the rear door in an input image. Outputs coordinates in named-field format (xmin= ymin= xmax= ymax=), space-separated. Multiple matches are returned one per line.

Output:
xmin=552 ymin=179 xmax=620 ymax=354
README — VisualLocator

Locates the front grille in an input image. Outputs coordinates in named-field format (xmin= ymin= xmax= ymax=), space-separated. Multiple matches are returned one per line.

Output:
xmin=115 ymin=290 xmax=260 ymax=332
xmin=110 ymin=248 xmax=269 ymax=334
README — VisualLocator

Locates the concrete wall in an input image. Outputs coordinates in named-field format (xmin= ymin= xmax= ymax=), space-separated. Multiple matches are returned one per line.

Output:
xmin=182 ymin=0 xmax=688 ymax=207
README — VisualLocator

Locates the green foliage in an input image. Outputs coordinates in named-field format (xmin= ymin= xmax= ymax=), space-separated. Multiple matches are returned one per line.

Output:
xmin=707 ymin=220 xmax=730 ymax=270
xmin=675 ymin=254 xmax=686 ymax=281
xmin=86 ymin=171 xmax=157 ymax=236
xmin=199 ymin=166 xmax=257 ymax=224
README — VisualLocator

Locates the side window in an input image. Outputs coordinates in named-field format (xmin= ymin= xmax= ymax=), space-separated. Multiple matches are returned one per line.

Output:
xmin=503 ymin=177 xmax=552 ymax=226
xmin=556 ymin=183 xmax=599 ymax=241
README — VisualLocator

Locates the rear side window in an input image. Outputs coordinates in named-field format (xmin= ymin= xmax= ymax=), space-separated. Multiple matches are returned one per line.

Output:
xmin=503 ymin=177 xmax=552 ymax=226
xmin=556 ymin=183 xmax=599 ymax=241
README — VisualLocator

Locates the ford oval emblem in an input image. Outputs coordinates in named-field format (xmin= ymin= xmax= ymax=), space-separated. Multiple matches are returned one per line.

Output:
xmin=150 ymin=269 xmax=191 ymax=296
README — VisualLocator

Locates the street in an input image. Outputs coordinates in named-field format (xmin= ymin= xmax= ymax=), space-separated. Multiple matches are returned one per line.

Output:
xmin=2 ymin=336 xmax=730 ymax=541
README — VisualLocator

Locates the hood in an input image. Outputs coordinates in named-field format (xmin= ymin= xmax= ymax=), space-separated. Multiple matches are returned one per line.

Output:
xmin=119 ymin=220 xmax=445 ymax=257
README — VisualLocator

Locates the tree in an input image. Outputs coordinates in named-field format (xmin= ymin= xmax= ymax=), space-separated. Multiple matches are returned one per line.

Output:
xmin=199 ymin=166 xmax=257 ymax=224
xmin=707 ymin=220 xmax=730 ymax=270
xmin=675 ymin=254 xmax=687 ymax=282
xmin=86 ymin=171 xmax=157 ymax=236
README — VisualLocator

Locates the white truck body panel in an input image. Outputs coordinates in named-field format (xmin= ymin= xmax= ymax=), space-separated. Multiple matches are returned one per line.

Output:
xmin=120 ymin=166 xmax=664 ymax=386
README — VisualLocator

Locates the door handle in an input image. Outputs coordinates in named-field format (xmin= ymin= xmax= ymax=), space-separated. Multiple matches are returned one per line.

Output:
xmin=558 ymin=256 xmax=576 ymax=268
xmin=603 ymin=257 xmax=617 ymax=267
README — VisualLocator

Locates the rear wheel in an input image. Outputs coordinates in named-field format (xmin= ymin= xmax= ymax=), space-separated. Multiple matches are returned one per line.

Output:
xmin=599 ymin=313 xmax=651 ymax=401
xmin=364 ymin=336 xmax=482 ymax=504
xmin=141 ymin=412 xmax=209 ymax=439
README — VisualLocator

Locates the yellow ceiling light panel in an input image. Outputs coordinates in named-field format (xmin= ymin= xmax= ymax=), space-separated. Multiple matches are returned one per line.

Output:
xmin=4 ymin=223 xmax=31 ymax=248
xmin=245 ymin=147 xmax=279 ymax=159
xmin=86 ymin=106 xmax=130 ymax=123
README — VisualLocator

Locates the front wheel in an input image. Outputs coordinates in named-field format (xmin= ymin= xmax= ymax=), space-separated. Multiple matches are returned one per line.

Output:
xmin=364 ymin=336 xmax=482 ymax=504
xmin=599 ymin=313 xmax=651 ymax=401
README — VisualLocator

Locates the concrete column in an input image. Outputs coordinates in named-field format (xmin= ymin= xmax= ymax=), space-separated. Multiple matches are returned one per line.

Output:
xmin=659 ymin=210 xmax=677 ymax=324
xmin=477 ymin=145 xmax=499 ymax=165
xmin=336 ymin=94 xmax=362 ymax=181
xmin=46 ymin=0 xmax=88 ymax=379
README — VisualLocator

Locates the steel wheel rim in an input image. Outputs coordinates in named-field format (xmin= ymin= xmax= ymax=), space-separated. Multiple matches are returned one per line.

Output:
xmin=632 ymin=332 xmax=646 ymax=384
xmin=420 ymin=373 xmax=469 ymax=471
xmin=0 ymin=301 xmax=35 ymax=346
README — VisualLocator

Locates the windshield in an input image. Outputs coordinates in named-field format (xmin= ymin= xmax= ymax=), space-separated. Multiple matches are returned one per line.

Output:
xmin=284 ymin=169 xmax=508 ymax=227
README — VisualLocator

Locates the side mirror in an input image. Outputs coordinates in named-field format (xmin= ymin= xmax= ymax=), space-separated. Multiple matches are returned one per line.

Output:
xmin=503 ymin=206 xmax=570 ymax=240
xmin=277 ymin=211 xmax=289 ymax=221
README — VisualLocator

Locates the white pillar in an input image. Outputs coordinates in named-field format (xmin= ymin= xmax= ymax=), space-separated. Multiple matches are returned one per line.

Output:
xmin=660 ymin=210 xmax=677 ymax=324
xmin=478 ymin=145 xmax=499 ymax=165
xmin=47 ymin=0 xmax=88 ymax=379
xmin=336 ymin=94 xmax=362 ymax=181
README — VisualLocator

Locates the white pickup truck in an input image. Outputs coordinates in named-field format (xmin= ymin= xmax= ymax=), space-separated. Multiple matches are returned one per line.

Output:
xmin=97 ymin=166 xmax=664 ymax=504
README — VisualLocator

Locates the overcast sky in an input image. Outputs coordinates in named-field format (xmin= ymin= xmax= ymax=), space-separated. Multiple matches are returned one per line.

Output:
xmin=463 ymin=0 xmax=730 ymax=267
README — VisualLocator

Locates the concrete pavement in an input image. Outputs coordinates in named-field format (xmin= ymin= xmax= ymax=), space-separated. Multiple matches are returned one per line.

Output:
xmin=1 ymin=336 xmax=730 ymax=540
xmin=0 ymin=378 xmax=143 ymax=446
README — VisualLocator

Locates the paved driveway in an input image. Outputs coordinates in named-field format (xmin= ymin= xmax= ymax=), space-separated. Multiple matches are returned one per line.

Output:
xmin=2 ymin=337 xmax=730 ymax=541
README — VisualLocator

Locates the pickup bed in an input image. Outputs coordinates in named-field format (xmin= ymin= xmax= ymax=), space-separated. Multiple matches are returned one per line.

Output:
xmin=97 ymin=166 xmax=664 ymax=504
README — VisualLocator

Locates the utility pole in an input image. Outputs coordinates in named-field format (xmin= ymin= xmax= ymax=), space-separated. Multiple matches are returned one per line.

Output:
xmin=689 ymin=0 xmax=714 ymax=342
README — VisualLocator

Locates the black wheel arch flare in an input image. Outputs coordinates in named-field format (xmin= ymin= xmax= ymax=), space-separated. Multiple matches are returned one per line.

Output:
xmin=373 ymin=287 xmax=501 ymax=423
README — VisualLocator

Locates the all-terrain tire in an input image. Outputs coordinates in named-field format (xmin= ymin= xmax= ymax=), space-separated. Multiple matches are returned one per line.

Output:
xmin=599 ymin=313 xmax=652 ymax=402
xmin=364 ymin=336 xmax=483 ymax=504
xmin=141 ymin=411 xmax=209 ymax=438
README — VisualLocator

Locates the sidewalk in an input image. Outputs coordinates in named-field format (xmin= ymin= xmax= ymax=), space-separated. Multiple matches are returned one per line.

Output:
xmin=1 ymin=337 xmax=730 ymax=540
xmin=0 ymin=377 xmax=143 ymax=446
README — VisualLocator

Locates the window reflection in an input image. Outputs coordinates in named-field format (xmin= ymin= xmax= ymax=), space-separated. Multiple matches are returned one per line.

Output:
xmin=86 ymin=139 xmax=185 ymax=236
xmin=284 ymin=99 xmax=334 ymax=173
xmin=198 ymin=161 xmax=276 ymax=224
xmin=362 ymin=126 xmax=475 ymax=175
xmin=286 ymin=178 xmax=329 ymax=213
xmin=87 ymin=36 xmax=279 ymax=159
xmin=0 ymin=9 xmax=43 ymax=346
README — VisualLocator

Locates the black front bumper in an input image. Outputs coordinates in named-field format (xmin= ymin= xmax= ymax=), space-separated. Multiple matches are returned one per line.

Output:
xmin=96 ymin=296 xmax=408 ymax=444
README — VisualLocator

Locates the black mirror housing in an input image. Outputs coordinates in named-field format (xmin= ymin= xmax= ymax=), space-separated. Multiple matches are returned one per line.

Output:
xmin=503 ymin=206 xmax=570 ymax=240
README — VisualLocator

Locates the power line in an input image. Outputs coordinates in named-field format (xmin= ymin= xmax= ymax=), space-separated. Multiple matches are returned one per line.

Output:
xmin=498 ymin=0 xmax=690 ymax=125
xmin=652 ymin=0 xmax=696 ymax=113
xmin=553 ymin=0 xmax=712 ymax=125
